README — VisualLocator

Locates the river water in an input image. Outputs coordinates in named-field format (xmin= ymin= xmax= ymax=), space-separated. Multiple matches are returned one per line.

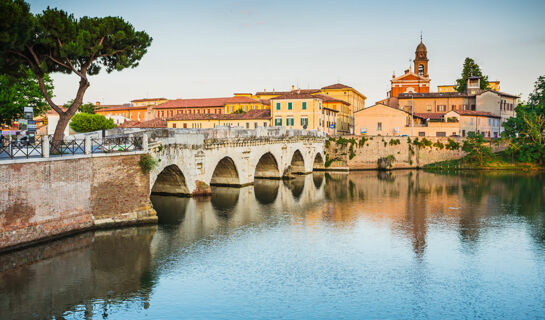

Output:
xmin=1 ymin=171 xmax=545 ymax=319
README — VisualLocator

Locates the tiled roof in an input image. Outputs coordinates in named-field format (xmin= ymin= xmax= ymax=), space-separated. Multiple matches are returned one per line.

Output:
xmin=313 ymin=94 xmax=349 ymax=105
xmin=155 ymin=98 xmax=231 ymax=109
xmin=167 ymin=109 xmax=270 ymax=121
xmin=259 ymin=99 xmax=271 ymax=106
xmin=122 ymin=118 xmax=167 ymax=128
xmin=452 ymin=110 xmax=501 ymax=118
xmin=413 ymin=113 xmax=445 ymax=120
xmin=96 ymin=104 xmax=136 ymax=112
xmin=131 ymin=98 xmax=166 ymax=102
xmin=255 ymin=89 xmax=320 ymax=96
xmin=270 ymin=92 xmax=324 ymax=100
xmin=224 ymin=96 xmax=262 ymax=104
xmin=398 ymin=92 xmax=471 ymax=99
xmin=321 ymin=83 xmax=352 ymax=90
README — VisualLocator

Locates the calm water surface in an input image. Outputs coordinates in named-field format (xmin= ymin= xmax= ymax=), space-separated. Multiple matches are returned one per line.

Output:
xmin=1 ymin=171 xmax=545 ymax=319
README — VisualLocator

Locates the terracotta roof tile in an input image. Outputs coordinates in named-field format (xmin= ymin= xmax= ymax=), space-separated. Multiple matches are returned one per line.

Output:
xmin=155 ymin=98 xmax=231 ymax=109
xmin=255 ymin=89 xmax=320 ymax=96
xmin=224 ymin=96 xmax=262 ymax=104
xmin=413 ymin=113 xmax=445 ymax=120
xmin=312 ymin=94 xmax=349 ymax=105
xmin=270 ymin=92 xmax=324 ymax=100
xmin=167 ymin=109 xmax=270 ymax=121
xmin=452 ymin=110 xmax=501 ymax=118
xmin=131 ymin=98 xmax=166 ymax=102
xmin=321 ymin=83 xmax=352 ymax=90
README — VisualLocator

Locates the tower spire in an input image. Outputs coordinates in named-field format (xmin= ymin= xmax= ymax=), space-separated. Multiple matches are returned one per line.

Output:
xmin=420 ymin=31 xmax=423 ymax=42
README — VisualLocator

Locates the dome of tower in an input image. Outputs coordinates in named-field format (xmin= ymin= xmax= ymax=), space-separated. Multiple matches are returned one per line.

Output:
xmin=416 ymin=41 xmax=427 ymax=52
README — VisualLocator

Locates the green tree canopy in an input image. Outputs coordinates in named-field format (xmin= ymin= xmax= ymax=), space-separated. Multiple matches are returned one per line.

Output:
xmin=0 ymin=0 xmax=152 ymax=141
xmin=502 ymin=76 xmax=545 ymax=165
xmin=455 ymin=58 xmax=490 ymax=92
xmin=0 ymin=67 xmax=53 ymax=125
xmin=69 ymin=113 xmax=115 ymax=133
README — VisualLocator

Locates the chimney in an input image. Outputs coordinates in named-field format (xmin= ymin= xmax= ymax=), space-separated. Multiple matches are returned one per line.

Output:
xmin=96 ymin=101 xmax=101 ymax=106
xmin=291 ymin=85 xmax=295 ymax=91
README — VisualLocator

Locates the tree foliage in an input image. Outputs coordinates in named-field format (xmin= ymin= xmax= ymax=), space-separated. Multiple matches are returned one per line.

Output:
xmin=0 ymin=67 xmax=53 ymax=125
xmin=455 ymin=57 xmax=490 ymax=92
xmin=69 ymin=112 xmax=115 ymax=132
xmin=462 ymin=132 xmax=493 ymax=165
xmin=0 ymin=0 xmax=152 ymax=140
xmin=502 ymin=76 xmax=545 ymax=165
xmin=78 ymin=102 xmax=97 ymax=114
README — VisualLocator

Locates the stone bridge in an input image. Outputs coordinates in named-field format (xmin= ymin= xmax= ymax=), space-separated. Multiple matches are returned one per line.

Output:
xmin=142 ymin=127 xmax=327 ymax=196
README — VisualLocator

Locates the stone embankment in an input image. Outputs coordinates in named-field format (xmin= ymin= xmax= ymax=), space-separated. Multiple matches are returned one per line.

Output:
xmin=324 ymin=136 xmax=504 ymax=170
xmin=0 ymin=153 xmax=156 ymax=252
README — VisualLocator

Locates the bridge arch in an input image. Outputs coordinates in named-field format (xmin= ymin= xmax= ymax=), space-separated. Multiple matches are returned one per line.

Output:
xmin=210 ymin=156 xmax=240 ymax=186
xmin=151 ymin=164 xmax=190 ymax=196
xmin=290 ymin=149 xmax=306 ymax=174
xmin=255 ymin=152 xmax=281 ymax=179
xmin=313 ymin=152 xmax=325 ymax=170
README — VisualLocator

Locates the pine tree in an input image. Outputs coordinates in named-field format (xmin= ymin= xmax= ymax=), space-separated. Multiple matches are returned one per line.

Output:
xmin=455 ymin=58 xmax=490 ymax=92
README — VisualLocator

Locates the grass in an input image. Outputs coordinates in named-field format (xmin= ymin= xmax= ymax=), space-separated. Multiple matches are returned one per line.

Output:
xmin=424 ymin=151 xmax=544 ymax=171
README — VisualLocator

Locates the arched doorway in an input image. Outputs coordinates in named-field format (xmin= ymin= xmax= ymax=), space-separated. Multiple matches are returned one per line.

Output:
xmin=151 ymin=164 xmax=190 ymax=196
xmin=290 ymin=150 xmax=306 ymax=174
xmin=254 ymin=152 xmax=280 ymax=179
xmin=210 ymin=157 xmax=240 ymax=186
xmin=313 ymin=153 xmax=324 ymax=170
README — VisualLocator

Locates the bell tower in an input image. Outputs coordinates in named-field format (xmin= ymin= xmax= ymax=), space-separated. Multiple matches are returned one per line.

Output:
xmin=414 ymin=34 xmax=429 ymax=78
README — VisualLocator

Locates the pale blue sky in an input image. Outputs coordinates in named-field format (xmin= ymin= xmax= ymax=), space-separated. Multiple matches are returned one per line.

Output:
xmin=28 ymin=0 xmax=545 ymax=106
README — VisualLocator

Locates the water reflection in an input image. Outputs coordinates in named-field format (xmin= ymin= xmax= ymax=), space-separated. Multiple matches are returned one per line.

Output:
xmin=1 ymin=171 xmax=545 ymax=319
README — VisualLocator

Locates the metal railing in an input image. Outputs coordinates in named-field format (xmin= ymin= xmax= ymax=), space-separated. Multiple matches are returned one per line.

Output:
xmin=0 ymin=135 xmax=145 ymax=161
xmin=0 ymin=139 xmax=43 ymax=159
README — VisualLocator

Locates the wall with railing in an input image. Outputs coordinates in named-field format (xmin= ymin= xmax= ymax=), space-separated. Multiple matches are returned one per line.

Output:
xmin=0 ymin=135 xmax=146 ymax=161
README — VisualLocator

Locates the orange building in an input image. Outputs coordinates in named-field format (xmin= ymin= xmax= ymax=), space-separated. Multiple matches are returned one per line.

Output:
xmin=388 ymin=40 xmax=431 ymax=98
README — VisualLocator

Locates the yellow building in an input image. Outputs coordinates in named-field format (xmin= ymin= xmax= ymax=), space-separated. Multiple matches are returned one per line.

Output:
xmin=224 ymin=96 xmax=269 ymax=114
xmin=319 ymin=83 xmax=367 ymax=133
xmin=270 ymin=92 xmax=330 ymax=133
xmin=254 ymin=83 xmax=366 ymax=134
xmin=166 ymin=109 xmax=271 ymax=129
xmin=437 ymin=81 xmax=500 ymax=92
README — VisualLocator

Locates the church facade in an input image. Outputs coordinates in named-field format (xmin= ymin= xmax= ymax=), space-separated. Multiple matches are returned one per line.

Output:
xmin=389 ymin=40 xmax=431 ymax=98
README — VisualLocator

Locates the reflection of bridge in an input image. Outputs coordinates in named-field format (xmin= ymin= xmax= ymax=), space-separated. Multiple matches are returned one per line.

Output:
xmin=147 ymin=127 xmax=326 ymax=196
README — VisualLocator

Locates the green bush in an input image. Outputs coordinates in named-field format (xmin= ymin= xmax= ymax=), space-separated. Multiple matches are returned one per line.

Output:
xmin=462 ymin=132 xmax=493 ymax=165
xmin=139 ymin=154 xmax=159 ymax=173
xmin=445 ymin=138 xmax=460 ymax=150
xmin=69 ymin=112 xmax=116 ymax=132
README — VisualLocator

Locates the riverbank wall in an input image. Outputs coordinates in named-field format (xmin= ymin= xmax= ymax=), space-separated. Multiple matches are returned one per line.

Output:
xmin=324 ymin=136 xmax=504 ymax=170
xmin=0 ymin=153 xmax=157 ymax=252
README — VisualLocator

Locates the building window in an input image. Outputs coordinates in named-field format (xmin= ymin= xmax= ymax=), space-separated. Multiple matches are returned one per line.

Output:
xmin=287 ymin=117 xmax=294 ymax=126
xmin=230 ymin=106 xmax=233 ymax=113
xmin=243 ymin=106 xmax=247 ymax=112
xmin=246 ymin=122 xmax=249 ymax=128
xmin=419 ymin=132 xmax=425 ymax=136
xmin=288 ymin=102 xmax=292 ymax=110
xmin=254 ymin=122 xmax=258 ymax=128
xmin=301 ymin=117 xmax=308 ymax=127
xmin=377 ymin=122 xmax=382 ymax=131
xmin=438 ymin=105 xmax=446 ymax=112
xmin=275 ymin=117 xmax=282 ymax=126
xmin=173 ymin=123 xmax=177 ymax=128
xmin=302 ymin=102 xmax=307 ymax=110
xmin=436 ymin=132 xmax=446 ymax=137
xmin=276 ymin=103 xmax=281 ymax=110
xmin=427 ymin=105 xmax=432 ymax=112
xmin=451 ymin=105 xmax=456 ymax=110
xmin=264 ymin=122 xmax=268 ymax=127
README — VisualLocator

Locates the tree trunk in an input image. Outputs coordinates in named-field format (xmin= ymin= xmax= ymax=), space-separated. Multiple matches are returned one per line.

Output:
xmin=52 ymin=112 xmax=72 ymax=142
